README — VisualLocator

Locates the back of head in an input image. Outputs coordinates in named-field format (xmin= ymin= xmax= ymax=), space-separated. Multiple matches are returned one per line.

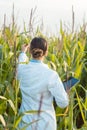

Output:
xmin=30 ymin=37 xmax=48 ymax=58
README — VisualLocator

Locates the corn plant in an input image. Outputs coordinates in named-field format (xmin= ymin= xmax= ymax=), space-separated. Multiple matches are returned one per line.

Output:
xmin=0 ymin=8 xmax=87 ymax=130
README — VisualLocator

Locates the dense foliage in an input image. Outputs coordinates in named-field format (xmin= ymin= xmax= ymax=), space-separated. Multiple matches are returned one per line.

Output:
xmin=0 ymin=12 xmax=87 ymax=130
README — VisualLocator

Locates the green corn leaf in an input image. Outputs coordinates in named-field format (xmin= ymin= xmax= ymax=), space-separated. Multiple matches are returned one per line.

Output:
xmin=75 ymin=88 xmax=86 ymax=124
xmin=7 ymin=99 xmax=17 ymax=115
xmin=0 ymin=114 xmax=6 ymax=127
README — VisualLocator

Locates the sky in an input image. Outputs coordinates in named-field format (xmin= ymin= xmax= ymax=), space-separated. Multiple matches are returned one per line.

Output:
xmin=0 ymin=0 xmax=87 ymax=34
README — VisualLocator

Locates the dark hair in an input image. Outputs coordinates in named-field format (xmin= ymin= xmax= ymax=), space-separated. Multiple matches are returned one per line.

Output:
xmin=30 ymin=37 xmax=48 ymax=58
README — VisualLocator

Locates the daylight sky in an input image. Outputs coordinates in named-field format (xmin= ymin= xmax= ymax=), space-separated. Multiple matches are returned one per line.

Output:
xmin=0 ymin=0 xmax=87 ymax=34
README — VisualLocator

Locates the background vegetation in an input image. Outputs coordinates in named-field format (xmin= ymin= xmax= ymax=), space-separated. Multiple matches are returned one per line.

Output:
xmin=0 ymin=6 xmax=87 ymax=130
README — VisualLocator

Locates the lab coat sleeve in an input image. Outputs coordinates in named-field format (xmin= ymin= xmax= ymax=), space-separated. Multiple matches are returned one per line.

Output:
xmin=18 ymin=52 xmax=28 ymax=63
xmin=17 ymin=52 xmax=28 ymax=80
xmin=48 ymin=72 xmax=69 ymax=108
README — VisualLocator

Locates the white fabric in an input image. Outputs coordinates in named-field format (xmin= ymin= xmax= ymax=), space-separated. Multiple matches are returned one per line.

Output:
xmin=17 ymin=52 xmax=69 ymax=130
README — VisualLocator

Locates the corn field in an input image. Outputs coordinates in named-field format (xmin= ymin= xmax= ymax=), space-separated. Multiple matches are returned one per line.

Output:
xmin=0 ymin=7 xmax=87 ymax=130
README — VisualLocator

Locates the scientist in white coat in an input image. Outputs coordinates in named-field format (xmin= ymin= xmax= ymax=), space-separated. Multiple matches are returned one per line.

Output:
xmin=17 ymin=37 xmax=69 ymax=130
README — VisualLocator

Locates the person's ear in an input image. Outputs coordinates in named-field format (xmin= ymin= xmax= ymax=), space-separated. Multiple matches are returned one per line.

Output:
xmin=45 ymin=50 xmax=48 ymax=56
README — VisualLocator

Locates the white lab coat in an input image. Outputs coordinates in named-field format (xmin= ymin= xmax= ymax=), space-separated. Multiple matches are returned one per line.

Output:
xmin=17 ymin=52 xmax=69 ymax=130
